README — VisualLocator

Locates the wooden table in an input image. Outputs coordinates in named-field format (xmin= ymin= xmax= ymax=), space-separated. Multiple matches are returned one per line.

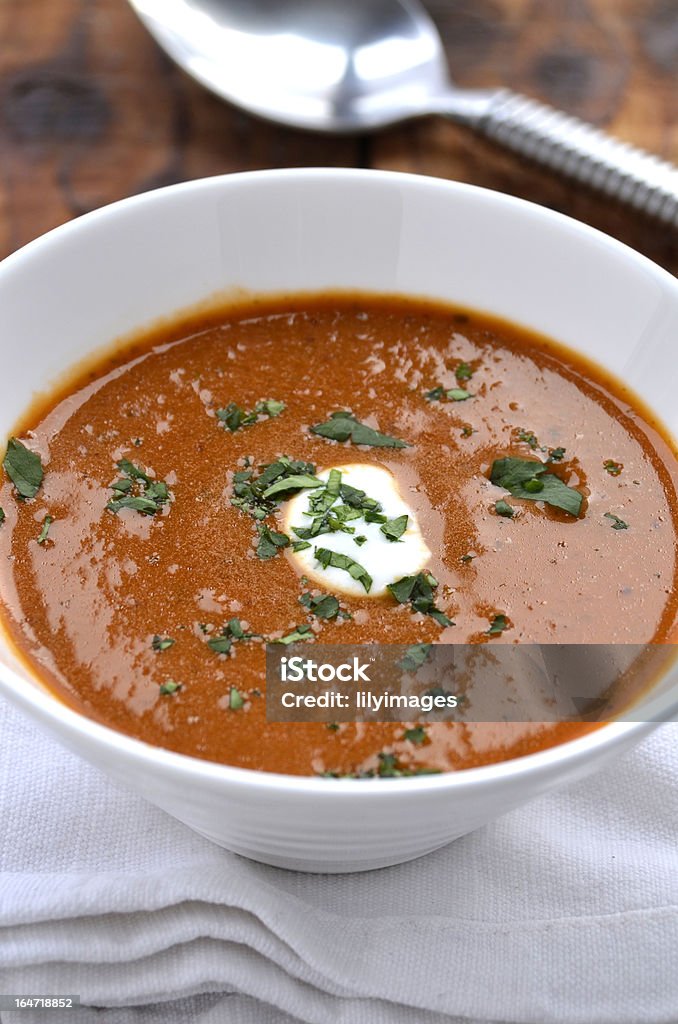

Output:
xmin=1 ymin=0 xmax=676 ymax=272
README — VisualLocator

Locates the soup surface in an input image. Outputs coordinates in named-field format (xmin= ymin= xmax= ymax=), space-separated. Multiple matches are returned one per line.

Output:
xmin=0 ymin=295 xmax=676 ymax=776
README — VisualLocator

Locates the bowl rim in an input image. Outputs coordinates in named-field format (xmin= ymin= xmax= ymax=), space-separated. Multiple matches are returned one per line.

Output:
xmin=0 ymin=166 xmax=676 ymax=796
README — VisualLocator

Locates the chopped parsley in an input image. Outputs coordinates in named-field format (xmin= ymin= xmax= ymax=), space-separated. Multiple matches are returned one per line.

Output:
xmin=388 ymin=573 xmax=453 ymax=627
xmin=456 ymin=362 xmax=473 ymax=381
xmin=231 ymin=456 xmax=318 ymax=521
xmin=274 ymin=624 xmax=314 ymax=645
xmin=3 ymin=439 xmax=43 ymax=500
xmin=516 ymin=429 xmax=541 ymax=450
xmin=159 ymin=680 xmax=181 ymax=695
xmin=152 ymin=635 xmax=175 ymax=652
xmin=403 ymin=726 xmax=427 ymax=745
xmin=299 ymin=592 xmax=340 ymax=620
xmin=604 ymin=512 xmax=628 ymax=530
xmin=310 ymin=411 xmax=409 ymax=448
xmin=460 ymin=553 xmax=475 ymax=563
xmin=397 ymin=643 xmax=432 ymax=672
xmin=37 ymin=515 xmax=53 ymax=545
xmin=380 ymin=514 xmax=408 ymax=542
xmin=495 ymin=499 xmax=514 ymax=518
xmin=208 ymin=618 xmax=259 ymax=654
xmin=314 ymin=547 xmax=373 ymax=593
xmin=487 ymin=614 xmax=508 ymax=636
xmin=262 ymin=473 xmax=323 ymax=499
xmin=603 ymin=460 xmax=623 ymax=476
xmin=107 ymin=459 xmax=170 ymax=516
xmin=216 ymin=399 xmax=286 ymax=431
xmin=354 ymin=535 xmax=367 ymax=546
xmin=490 ymin=457 xmax=583 ymax=517
xmin=229 ymin=686 xmax=245 ymax=710
xmin=292 ymin=539 xmax=312 ymax=552
xmin=0 ymin=507 xmax=5 ymax=524
xmin=425 ymin=386 xmax=472 ymax=402
xmin=256 ymin=523 xmax=290 ymax=560
xmin=548 ymin=447 xmax=566 ymax=462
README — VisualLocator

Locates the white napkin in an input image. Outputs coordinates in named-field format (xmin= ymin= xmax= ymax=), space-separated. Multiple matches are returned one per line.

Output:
xmin=1 ymin=695 xmax=677 ymax=1024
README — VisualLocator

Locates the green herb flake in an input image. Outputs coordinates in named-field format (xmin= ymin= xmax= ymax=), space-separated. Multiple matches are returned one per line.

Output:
xmin=308 ymin=594 xmax=340 ymax=620
xmin=517 ymin=430 xmax=540 ymax=450
xmin=403 ymin=726 xmax=427 ymax=745
xmin=217 ymin=399 xmax=285 ymax=431
xmin=274 ymin=624 xmax=314 ymax=645
xmin=603 ymin=460 xmax=623 ymax=476
xmin=495 ymin=499 xmax=515 ymax=518
xmin=262 ymin=473 xmax=323 ymax=499
xmin=397 ymin=643 xmax=432 ymax=672
xmin=604 ymin=512 xmax=629 ymax=530
xmin=446 ymin=388 xmax=472 ymax=402
xmin=152 ymin=635 xmax=175 ymax=652
xmin=37 ymin=515 xmax=53 ymax=545
xmin=229 ymin=686 xmax=245 ymax=710
xmin=231 ymin=457 xmax=317 ymax=521
xmin=490 ymin=457 xmax=583 ymax=518
xmin=548 ymin=447 xmax=566 ymax=462
xmin=460 ymin=553 xmax=475 ymax=563
xmin=380 ymin=514 xmax=408 ymax=542
xmin=3 ymin=438 xmax=44 ymax=500
xmin=0 ymin=507 xmax=5 ymax=525
xmin=256 ymin=524 xmax=290 ymax=560
xmin=388 ymin=573 xmax=453 ymax=627
xmin=292 ymin=539 xmax=312 ymax=552
xmin=107 ymin=459 xmax=170 ymax=516
xmin=456 ymin=362 xmax=473 ymax=381
xmin=354 ymin=535 xmax=367 ymax=546
xmin=461 ymin=425 xmax=475 ymax=437
xmin=424 ymin=386 xmax=445 ymax=401
xmin=487 ymin=614 xmax=508 ymax=636
xmin=327 ymin=722 xmax=340 ymax=732
xmin=310 ymin=411 xmax=409 ymax=449
xmin=159 ymin=680 xmax=181 ymax=696
xmin=208 ymin=634 xmax=232 ymax=655
xmin=314 ymin=547 xmax=372 ymax=593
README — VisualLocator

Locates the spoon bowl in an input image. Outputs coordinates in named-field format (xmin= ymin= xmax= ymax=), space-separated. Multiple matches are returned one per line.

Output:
xmin=128 ymin=0 xmax=678 ymax=223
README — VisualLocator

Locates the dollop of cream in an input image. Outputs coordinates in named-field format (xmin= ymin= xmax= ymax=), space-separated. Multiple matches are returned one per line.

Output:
xmin=284 ymin=464 xmax=431 ymax=597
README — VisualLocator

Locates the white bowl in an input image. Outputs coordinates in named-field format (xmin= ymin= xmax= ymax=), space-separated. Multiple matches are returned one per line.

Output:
xmin=0 ymin=169 xmax=676 ymax=872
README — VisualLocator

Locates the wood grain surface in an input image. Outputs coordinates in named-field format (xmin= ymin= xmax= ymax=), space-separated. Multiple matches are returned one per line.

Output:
xmin=0 ymin=0 xmax=676 ymax=270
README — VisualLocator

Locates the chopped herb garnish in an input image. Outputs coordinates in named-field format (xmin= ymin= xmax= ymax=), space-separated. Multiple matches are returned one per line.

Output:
xmin=159 ymin=680 xmax=181 ymax=695
xmin=487 ymin=614 xmax=508 ymax=636
xmin=216 ymin=399 xmax=286 ymax=431
xmin=604 ymin=512 xmax=628 ymax=530
xmin=37 ymin=515 xmax=53 ymax=545
xmin=300 ymin=592 xmax=340 ymax=620
xmin=274 ymin=624 xmax=314 ymax=645
xmin=262 ymin=473 xmax=323 ymax=499
xmin=380 ymin=514 xmax=408 ymax=542
xmin=229 ymin=686 xmax=245 ymax=710
xmin=327 ymin=722 xmax=340 ymax=732
xmin=403 ymin=726 xmax=427 ymax=745
xmin=425 ymin=386 xmax=445 ymax=401
xmin=3 ymin=439 xmax=43 ymax=500
xmin=256 ymin=523 xmax=290 ymax=560
xmin=548 ymin=447 xmax=566 ymax=462
xmin=446 ymin=388 xmax=472 ymax=402
xmin=516 ymin=429 xmax=541 ymax=450
xmin=208 ymin=618 xmax=258 ymax=654
xmin=292 ymin=539 xmax=312 ymax=552
xmin=397 ymin=643 xmax=432 ymax=672
xmin=460 ymin=553 xmax=475 ymax=563
xmin=231 ymin=457 xmax=318 ymax=521
xmin=354 ymin=534 xmax=367 ymax=546
xmin=152 ymin=635 xmax=175 ymax=652
xmin=461 ymin=425 xmax=475 ymax=437
xmin=456 ymin=362 xmax=473 ymax=381
xmin=495 ymin=499 xmax=514 ymax=518
xmin=107 ymin=459 xmax=170 ymax=516
xmin=310 ymin=411 xmax=409 ymax=448
xmin=0 ymin=507 xmax=5 ymax=524
xmin=314 ymin=547 xmax=373 ymax=593
xmin=490 ymin=457 xmax=583 ymax=517
xmin=603 ymin=460 xmax=623 ymax=476
xmin=388 ymin=573 xmax=452 ymax=627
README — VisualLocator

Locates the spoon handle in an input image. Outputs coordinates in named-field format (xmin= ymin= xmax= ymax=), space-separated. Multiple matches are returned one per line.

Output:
xmin=471 ymin=89 xmax=678 ymax=226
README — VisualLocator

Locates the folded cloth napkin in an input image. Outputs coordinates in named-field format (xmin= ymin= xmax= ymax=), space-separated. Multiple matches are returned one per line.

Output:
xmin=1 ymin=696 xmax=678 ymax=1024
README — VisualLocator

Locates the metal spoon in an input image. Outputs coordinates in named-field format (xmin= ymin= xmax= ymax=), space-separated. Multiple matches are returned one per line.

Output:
xmin=129 ymin=0 xmax=678 ymax=225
